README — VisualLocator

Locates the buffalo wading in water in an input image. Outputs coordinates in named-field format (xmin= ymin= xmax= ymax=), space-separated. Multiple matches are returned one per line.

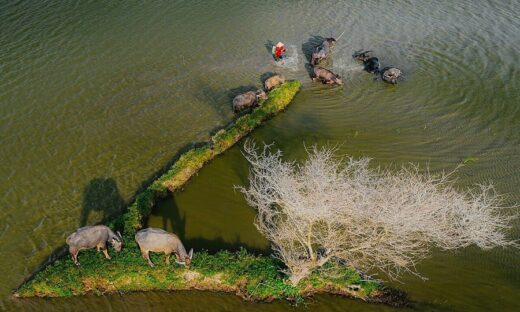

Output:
xmin=353 ymin=50 xmax=380 ymax=73
xmin=263 ymin=74 xmax=286 ymax=92
xmin=232 ymin=89 xmax=267 ymax=113
xmin=311 ymin=37 xmax=336 ymax=65
xmin=66 ymin=225 xmax=122 ymax=266
xmin=311 ymin=66 xmax=343 ymax=85
xmin=135 ymin=227 xmax=193 ymax=268
xmin=381 ymin=66 xmax=402 ymax=84
xmin=353 ymin=50 xmax=403 ymax=84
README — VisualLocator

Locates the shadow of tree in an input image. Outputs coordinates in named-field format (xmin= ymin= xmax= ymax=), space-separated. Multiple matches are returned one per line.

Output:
xmin=80 ymin=177 xmax=125 ymax=227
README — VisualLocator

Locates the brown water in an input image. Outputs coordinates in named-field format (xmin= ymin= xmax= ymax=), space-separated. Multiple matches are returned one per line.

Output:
xmin=2 ymin=1 xmax=520 ymax=311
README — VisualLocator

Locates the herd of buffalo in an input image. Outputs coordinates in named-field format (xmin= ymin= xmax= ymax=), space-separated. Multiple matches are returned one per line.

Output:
xmin=66 ymin=225 xmax=193 ymax=268
xmin=310 ymin=37 xmax=402 ymax=85
xmin=65 ymin=37 xmax=403 ymax=268
xmin=232 ymin=36 xmax=403 ymax=113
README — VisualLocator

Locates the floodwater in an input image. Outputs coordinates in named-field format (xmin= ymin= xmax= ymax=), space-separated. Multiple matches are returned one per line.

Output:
xmin=1 ymin=1 xmax=520 ymax=311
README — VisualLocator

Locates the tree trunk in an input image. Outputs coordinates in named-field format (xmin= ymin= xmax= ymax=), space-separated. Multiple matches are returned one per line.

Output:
xmin=288 ymin=265 xmax=311 ymax=286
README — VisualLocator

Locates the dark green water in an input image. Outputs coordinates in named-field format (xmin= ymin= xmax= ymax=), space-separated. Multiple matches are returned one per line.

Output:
xmin=2 ymin=1 xmax=520 ymax=311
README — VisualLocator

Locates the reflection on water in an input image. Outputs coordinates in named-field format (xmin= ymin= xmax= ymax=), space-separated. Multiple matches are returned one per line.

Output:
xmin=1 ymin=0 xmax=520 ymax=311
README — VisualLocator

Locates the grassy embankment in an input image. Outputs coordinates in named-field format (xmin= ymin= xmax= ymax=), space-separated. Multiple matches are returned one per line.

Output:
xmin=15 ymin=81 xmax=395 ymax=304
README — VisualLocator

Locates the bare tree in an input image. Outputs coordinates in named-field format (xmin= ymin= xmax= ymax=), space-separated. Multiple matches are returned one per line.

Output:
xmin=237 ymin=142 xmax=518 ymax=285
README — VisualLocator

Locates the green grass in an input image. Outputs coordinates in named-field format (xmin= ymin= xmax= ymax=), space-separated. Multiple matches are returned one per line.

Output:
xmin=14 ymin=81 xmax=383 ymax=303
xmin=15 ymin=247 xmax=378 ymax=303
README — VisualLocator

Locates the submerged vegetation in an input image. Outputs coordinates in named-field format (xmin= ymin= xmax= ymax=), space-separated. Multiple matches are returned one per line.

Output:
xmin=14 ymin=81 xmax=390 ymax=303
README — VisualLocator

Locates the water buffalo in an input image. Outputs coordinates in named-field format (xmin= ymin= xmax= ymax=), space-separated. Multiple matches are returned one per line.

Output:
xmin=311 ymin=66 xmax=343 ymax=85
xmin=353 ymin=50 xmax=380 ymax=73
xmin=311 ymin=37 xmax=336 ymax=65
xmin=66 ymin=225 xmax=122 ymax=266
xmin=353 ymin=49 xmax=372 ymax=62
xmin=381 ymin=67 xmax=402 ymax=84
xmin=135 ymin=228 xmax=193 ymax=268
xmin=264 ymin=74 xmax=286 ymax=92
xmin=232 ymin=89 xmax=267 ymax=113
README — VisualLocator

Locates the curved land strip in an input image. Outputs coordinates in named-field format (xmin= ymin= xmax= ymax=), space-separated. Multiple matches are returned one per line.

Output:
xmin=14 ymin=81 xmax=404 ymax=306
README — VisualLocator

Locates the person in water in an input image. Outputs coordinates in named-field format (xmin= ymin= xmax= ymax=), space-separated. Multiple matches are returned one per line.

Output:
xmin=272 ymin=42 xmax=286 ymax=61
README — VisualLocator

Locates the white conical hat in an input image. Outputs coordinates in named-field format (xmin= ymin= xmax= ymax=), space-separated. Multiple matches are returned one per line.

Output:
xmin=275 ymin=42 xmax=284 ymax=47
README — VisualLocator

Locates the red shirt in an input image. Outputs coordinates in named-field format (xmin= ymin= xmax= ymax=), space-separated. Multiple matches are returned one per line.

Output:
xmin=274 ymin=46 xmax=286 ymax=57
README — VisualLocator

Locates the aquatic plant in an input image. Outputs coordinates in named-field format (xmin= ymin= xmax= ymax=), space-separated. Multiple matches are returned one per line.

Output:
xmin=238 ymin=143 xmax=518 ymax=285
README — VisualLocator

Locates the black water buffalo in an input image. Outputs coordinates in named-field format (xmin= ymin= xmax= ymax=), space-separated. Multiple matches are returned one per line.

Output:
xmin=232 ymin=89 xmax=268 ymax=113
xmin=311 ymin=38 xmax=336 ymax=65
xmin=311 ymin=66 xmax=343 ymax=85
xmin=353 ymin=50 xmax=380 ymax=73
xmin=380 ymin=67 xmax=402 ymax=84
